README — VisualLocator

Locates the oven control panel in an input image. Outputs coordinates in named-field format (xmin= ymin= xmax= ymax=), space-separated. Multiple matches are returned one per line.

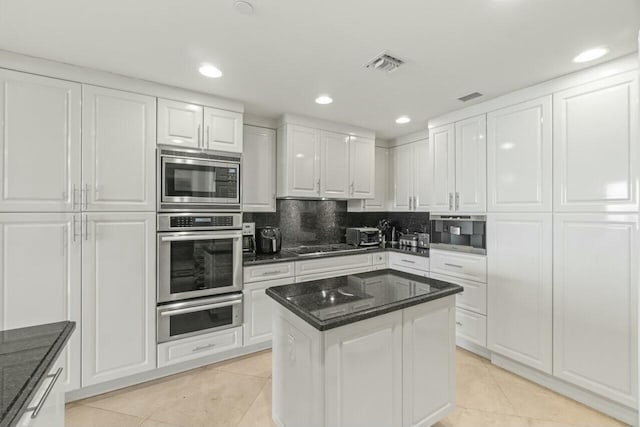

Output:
xmin=158 ymin=213 xmax=242 ymax=231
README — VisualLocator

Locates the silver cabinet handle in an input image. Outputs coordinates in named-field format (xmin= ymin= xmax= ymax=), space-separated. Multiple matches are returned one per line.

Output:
xmin=83 ymin=184 xmax=89 ymax=210
xmin=197 ymin=124 xmax=201 ymax=147
xmin=26 ymin=367 xmax=63 ymax=419
xmin=84 ymin=216 xmax=89 ymax=241
xmin=448 ymin=192 xmax=453 ymax=211
xmin=206 ymin=125 xmax=210 ymax=148
xmin=160 ymin=299 xmax=242 ymax=317
xmin=192 ymin=343 xmax=216 ymax=352
xmin=455 ymin=192 xmax=460 ymax=210
xmin=402 ymin=259 xmax=416 ymax=264
xmin=350 ymin=182 xmax=354 ymax=195
xmin=161 ymin=233 xmax=240 ymax=242
xmin=456 ymin=321 xmax=462 ymax=327
xmin=72 ymin=216 xmax=80 ymax=242
xmin=262 ymin=270 xmax=281 ymax=276
xmin=317 ymin=179 xmax=321 ymax=193
xmin=444 ymin=263 xmax=463 ymax=268
xmin=72 ymin=185 xmax=79 ymax=210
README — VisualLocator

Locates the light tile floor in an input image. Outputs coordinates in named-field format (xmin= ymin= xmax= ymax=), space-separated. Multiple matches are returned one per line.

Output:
xmin=66 ymin=348 xmax=627 ymax=427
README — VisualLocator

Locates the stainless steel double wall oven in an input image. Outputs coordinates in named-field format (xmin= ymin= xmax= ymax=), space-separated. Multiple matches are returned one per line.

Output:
xmin=156 ymin=146 xmax=243 ymax=343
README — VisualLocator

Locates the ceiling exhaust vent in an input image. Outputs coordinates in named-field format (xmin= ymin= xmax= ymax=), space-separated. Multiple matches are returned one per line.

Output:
xmin=458 ymin=92 xmax=483 ymax=102
xmin=365 ymin=51 xmax=405 ymax=73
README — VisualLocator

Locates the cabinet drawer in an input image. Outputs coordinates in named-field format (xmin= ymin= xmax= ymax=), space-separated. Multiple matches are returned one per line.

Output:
xmin=430 ymin=250 xmax=486 ymax=283
xmin=295 ymin=266 xmax=371 ymax=283
xmin=388 ymin=252 xmax=429 ymax=273
xmin=158 ymin=327 xmax=242 ymax=368
xmin=244 ymin=262 xmax=295 ymax=283
xmin=295 ymin=254 xmax=372 ymax=276
xmin=372 ymin=252 xmax=388 ymax=267
xmin=455 ymin=308 xmax=487 ymax=347
xmin=431 ymin=272 xmax=486 ymax=315
xmin=243 ymin=277 xmax=294 ymax=346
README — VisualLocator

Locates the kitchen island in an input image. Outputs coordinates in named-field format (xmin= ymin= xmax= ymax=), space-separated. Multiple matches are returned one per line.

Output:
xmin=266 ymin=269 xmax=463 ymax=427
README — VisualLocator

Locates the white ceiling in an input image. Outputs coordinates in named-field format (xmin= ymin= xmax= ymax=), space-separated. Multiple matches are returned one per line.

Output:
xmin=0 ymin=0 xmax=638 ymax=139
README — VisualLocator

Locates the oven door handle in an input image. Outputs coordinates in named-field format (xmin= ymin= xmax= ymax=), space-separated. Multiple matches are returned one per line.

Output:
xmin=160 ymin=299 xmax=242 ymax=317
xmin=160 ymin=234 xmax=240 ymax=242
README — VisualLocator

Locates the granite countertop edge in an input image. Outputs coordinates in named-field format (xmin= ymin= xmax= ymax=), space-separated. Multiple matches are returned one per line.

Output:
xmin=2 ymin=321 xmax=76 ymax=427
xmin=243 ymin=246 xmax=429 ymax=266
xmin=266 ymin=278 xmax=463 ymax=331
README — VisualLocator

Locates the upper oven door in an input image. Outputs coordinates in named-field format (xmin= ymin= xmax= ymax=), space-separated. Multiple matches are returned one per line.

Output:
xmin=158 ymin=230 xmax=243 ymax=302
xmin=161 ymin=154 xmax=240 ymax=208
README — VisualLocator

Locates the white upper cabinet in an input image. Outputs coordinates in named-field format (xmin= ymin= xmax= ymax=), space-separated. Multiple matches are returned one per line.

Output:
xmin=0 ymin=69 xmax=81 ymax=212
xmin=392 ymin=144 xmax=414 ymax=210
xmin=455 ymin=115 xmax=486 ymax=212
xmin=487 ymin=213 xmax=552 ymax=374
xmin=554 ymin=72 xmax=639 ymax=212
xmin=203 ymin=107 xmax=243 ymax=153
xmin=242 ymin=125 xmax=276 ymax=212
xmin=277 ymin=120 xmax=376 ymax=200
xmin=0 ymin=213 xmax=81 ymax=391
xmin=487 ymin=96 xmax=552 ymax=212
xmin=365 ymin=146 xmax=389 ymax=210
xmin=156 ymin=99 xmax=202 ymax=149
xmin=553 ymin=213 xmax=638 ymax=408
xmin=278 ymin=124 xmax=321 ymax=198
xmin=82 ymin=212 xmax=156 ymax=386
xmin=321 ymin=131 xmax=350 ymax=198
xmin=157 ymin=99 xmax=243 ymax=153
xmin=349 ymin=136 xmax=375 ymax=199
xmin=429 ymin=124 xmax=456 ymax=212
xmin=82 ymin=86 xmax=156 ymax=212
xmin=413 ymin=140 xmax=431 ymax=211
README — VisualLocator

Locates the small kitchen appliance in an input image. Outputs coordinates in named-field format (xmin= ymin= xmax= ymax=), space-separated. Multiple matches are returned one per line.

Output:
xmin=346 ymin=227 xmax=382 ymax=247
xmin=256 ymin=226 xmax=282 ymax=254
xmin=242 ymin=222 xmax=256 ymax=253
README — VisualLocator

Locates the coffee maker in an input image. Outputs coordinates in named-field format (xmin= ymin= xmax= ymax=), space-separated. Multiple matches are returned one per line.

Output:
xmin=242 ymin=223 xmax=256 ymax=253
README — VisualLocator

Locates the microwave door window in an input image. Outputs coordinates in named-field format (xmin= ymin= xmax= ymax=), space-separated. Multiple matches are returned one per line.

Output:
xmin=169 ymin=239 xmax=234 ymax=296
xmin=166 ymin=163 xmax=217 ymax=198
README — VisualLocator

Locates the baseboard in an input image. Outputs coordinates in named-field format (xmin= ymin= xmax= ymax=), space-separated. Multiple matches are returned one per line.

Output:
xmin=66 ymin=341 xmax=271 ymax=402
xmin=491 ymin=353 xmax=638 ymax=426
xmin=456 ymin=337 xmax=491 ymax=359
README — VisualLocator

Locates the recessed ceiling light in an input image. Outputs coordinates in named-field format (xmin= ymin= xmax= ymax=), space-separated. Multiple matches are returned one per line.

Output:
xmin=315 ymin=95 xmax=333 ymax=105
xmin=395 ymin=116 xmax=411 ymax=124
xmin=199 ymin=64 xmax=223 ymax=78
xmin=573 ymin=47 xmax=609 ymax=63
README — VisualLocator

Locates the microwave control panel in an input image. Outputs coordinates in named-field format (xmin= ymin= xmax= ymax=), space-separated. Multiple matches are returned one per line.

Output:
xmin=158 ymin=213 xmax=242 ymax=231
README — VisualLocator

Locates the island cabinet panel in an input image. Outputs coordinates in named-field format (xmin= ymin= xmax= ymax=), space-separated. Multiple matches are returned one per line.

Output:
xmin=325 ymin=311 xmax=403 ymax=427
xmin=402 ymin=296 xmax=456 ymax=427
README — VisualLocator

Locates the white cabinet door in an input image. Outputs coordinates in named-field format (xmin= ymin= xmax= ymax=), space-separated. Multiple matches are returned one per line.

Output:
xmin=429 ymin=124 xmax=456 ymax=212
xmin=455 ymin=115 xmax=486 ymax=212
xmin=243 ymin=277 xmax=292 ymax=346
xmin=82 ymin=86 xmax=156 ymax=212
xmin=156 ymin=99 xmax=202 ymax=149
xmin=554 ymin=72 xmax=639 ymax=212
xmin=553 ymin=213 xmax=638 ymax=407
xmin=325 ymin=311 xmax=403 ymax=427
xmin=321 ymin=131 xmax=350 ymax=198
xmin=487 ymin=96 xmax=552 ymax=212
xmin=0 ymin=213 xmax=81 ymax=391
xmin=203 ymin=107 xmax=243 ymax=153
xmin=349 ymin=136 xmax=375 ymax=199
xmin=403 ymin=297 xmax=455 ymax=427
xmin=363 ymin=146 xmax=389 ymax=211
xmin=282 ymin=125 xmax=320 ymax=197
xmin=82 ymin=212 xmax=156 ymax=386
xmin=487 ymin=213 xmax=552 ymax=373
xmin=242 ymin=125 xmax=276 ymax=212
xmin=392 ymin=144 xmax=413 ymax=211
xmin=0 ymin=69 xmax=81 ymax=212
xmin=413 ymin=140 xmax=431 ymax=211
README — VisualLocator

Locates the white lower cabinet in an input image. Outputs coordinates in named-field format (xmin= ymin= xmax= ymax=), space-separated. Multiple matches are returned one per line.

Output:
xmin=243 ymin=277 xmax=293 ymax=346
xmin=487 ymin=213 xmax=552 ymax=373
xmin=82 ymin=212 xmax=156 ymax=386
xmin=158 ymin=327 xmax=243 ymax=368
xmin=388 ymin=252 xmax=429 ymax=275
xmin=455 ymin=307 xmax=487 ymax=347
xmin=17 ymin=354 xmax=66 ymax=427
xmin=372 ymin=251 xmax=388 ymax=269
xmin=295 ymin=253 xmax=372 ymax=279
xmin=402 ymin=297 xmax=455 ymax=427
xmin=430 ymin=249 xmax=486 ymax=283
xmin=0 ymin=213 xmax=81 ymax=391
xmin=553 ymin=213 xmax=638 ymax=408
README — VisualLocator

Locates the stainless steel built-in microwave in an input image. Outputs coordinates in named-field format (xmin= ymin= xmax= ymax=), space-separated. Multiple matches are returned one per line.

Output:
xmin=158 ymin=146 xmax=241 ymax=212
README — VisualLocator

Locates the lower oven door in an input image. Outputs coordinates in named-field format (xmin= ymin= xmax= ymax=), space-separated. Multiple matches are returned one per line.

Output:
xmin=157 ymin=293 xmax=243 ymax=343
xmin=158 ymin=229 xmax=243 ymax=302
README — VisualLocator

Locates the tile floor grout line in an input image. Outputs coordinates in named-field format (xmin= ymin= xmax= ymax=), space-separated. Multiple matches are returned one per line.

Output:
xmin=234 ymin=378 xmax=271 ymax=427
xmin=71 ymin=402 xmax=147 ymax=424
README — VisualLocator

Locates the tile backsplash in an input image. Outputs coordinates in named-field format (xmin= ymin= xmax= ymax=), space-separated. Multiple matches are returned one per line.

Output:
xmin=243 ymin=200 xmax=430 ymax=247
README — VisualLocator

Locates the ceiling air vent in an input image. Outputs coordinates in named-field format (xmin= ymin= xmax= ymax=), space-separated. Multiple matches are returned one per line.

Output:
xmin=365 ymin=51 xmax=405 ymax=73
xmin=458 ymin=92 xmax=483 ymax=102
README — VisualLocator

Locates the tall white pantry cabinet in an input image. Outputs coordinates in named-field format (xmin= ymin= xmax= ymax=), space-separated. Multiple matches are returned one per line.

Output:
xmin=0 ymin=68 xmax=157 ymax=391
xmin=486 ymin=67 xmax=639 ymax=411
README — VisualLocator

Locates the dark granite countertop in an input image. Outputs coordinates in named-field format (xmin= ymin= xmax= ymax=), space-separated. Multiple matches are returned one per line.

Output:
xmin=266 ymin=269 xmax=462 ymax=331
xmin=243 ymin=244 xmax=427 ymax=266
xmin=0 ymin=321 xmax=75 ymax=427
